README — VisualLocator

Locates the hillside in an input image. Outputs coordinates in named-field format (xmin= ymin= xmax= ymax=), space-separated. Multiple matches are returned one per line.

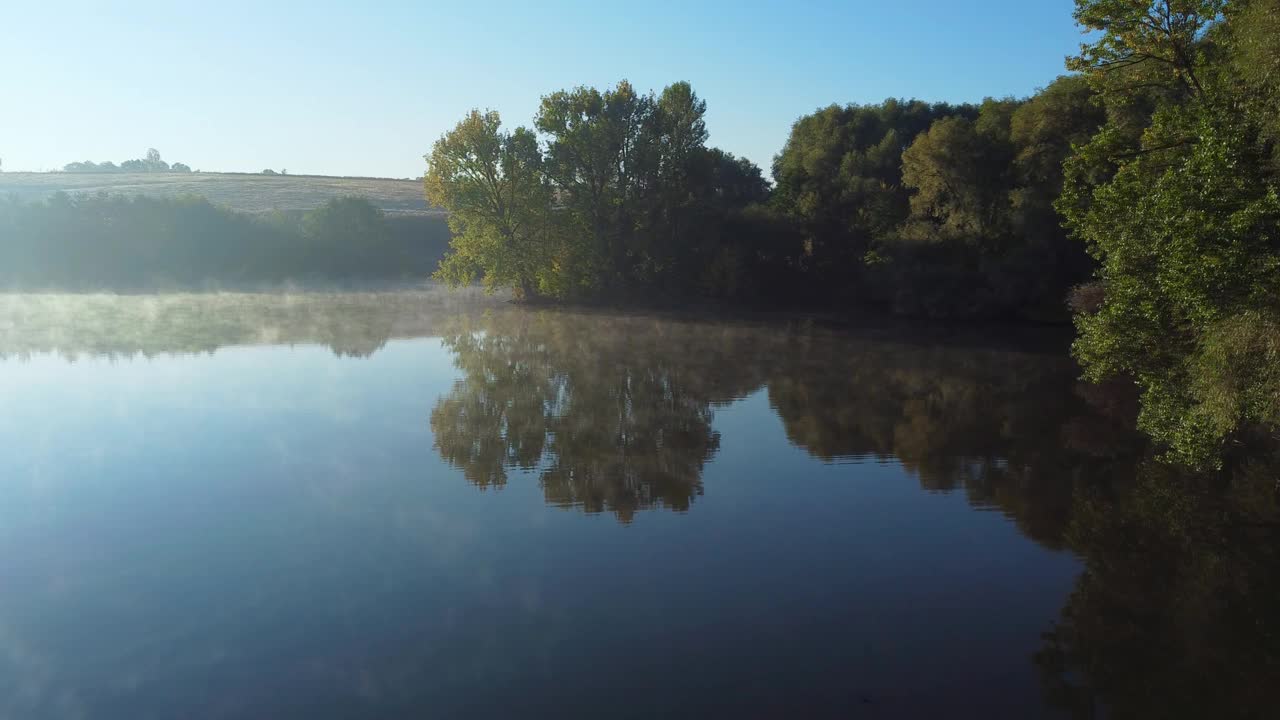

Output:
xmin=0 ymin=171 xmax=438 ymax=215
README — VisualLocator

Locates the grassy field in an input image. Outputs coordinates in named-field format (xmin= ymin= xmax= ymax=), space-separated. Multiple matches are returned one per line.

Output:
xmin=0 ymin=171 xmax=438 ymax=215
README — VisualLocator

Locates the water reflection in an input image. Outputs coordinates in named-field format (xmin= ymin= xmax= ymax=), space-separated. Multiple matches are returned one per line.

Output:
xmin=767 ymin=338 xmax=1145 ymax=548
xmin=1 ymin=292 xmax=1274 ymax=718
xmin=430 ymin=311 xmax=773 ymax=522
xmin=431 ymin=308 xmax=1143 ymax=540
xmin=1037 ymin=452 xmax=1280 ymax=718
xmin=427 ymin=308 xmax=1280 ymax=716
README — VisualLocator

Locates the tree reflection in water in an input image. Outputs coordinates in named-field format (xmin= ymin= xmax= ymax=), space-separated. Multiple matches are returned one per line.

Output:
xmin=1 ymin=292 xmax=1274 ymax=716
xmin=430 ymin=310 xmax=773 ymax=522
xmin=1036 ymin=450 xmax=1280 ymax=719
xmin=432 ymin=308 xmax=1280 ymax=717
xmin=766 ymin=333 xmax=1145 ymax=548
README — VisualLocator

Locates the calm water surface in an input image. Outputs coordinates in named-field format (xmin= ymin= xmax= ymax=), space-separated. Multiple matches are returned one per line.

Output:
xmin=0 ymin=292 xmax=1272 ymax=719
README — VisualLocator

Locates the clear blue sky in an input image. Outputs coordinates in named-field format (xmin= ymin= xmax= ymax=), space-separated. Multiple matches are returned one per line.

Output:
xmin=1 ymin=0 xmax=1084 ymax=178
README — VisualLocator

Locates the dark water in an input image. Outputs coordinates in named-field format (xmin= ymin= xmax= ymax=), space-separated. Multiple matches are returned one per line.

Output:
xmin=0 ymin=292 xmax=1275 ymax=719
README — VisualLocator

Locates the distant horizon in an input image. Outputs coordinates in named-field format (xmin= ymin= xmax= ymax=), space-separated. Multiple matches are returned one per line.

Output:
xmin=1 ymin=0 xmax=1083 ymax=178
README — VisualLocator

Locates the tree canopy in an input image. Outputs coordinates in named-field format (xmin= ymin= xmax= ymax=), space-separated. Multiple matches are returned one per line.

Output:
xmin=1061 ymin=0 xmax=1280 ymax=466
xmin=426 ymin=81 xmax=780 ymax=302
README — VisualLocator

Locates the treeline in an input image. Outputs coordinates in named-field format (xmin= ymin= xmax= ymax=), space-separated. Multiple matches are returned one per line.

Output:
xmin=63 ymin=148 xmax=192 ymax=173
xmin=426 ymin=80 xmax=1102 ymax=319
xmin=428 ymin=0 xmax=1280 ymax=467
xmin=772 ymin=81 xmax=1105 ymax=319
xmin=0 ymin=194 xmax=449 ymax=289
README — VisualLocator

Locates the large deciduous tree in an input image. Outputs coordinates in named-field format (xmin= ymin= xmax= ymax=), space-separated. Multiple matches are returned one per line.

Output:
xmin=534 ymin=80 xmax=655 ymax=292
xmin=1061 ymin=0 xmax=1280 ymax=465
xmin=426 ymin=110 xmax=554 ymax=300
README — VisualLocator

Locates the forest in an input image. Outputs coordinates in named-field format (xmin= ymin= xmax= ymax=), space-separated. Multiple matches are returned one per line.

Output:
xmin=427 ymin=0 xmax=1279 ymax=468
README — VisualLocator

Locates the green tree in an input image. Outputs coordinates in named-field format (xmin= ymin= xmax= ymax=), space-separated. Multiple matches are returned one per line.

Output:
xmin=899 ymin=105 xmax=1017 ymax=247
xmin=772 ymin=100 xmax=974 ymax=275
xmin=427 ymin=80 xmax=759 ymax=301
xmin=1067 ymin=0 xmax=1224 ymax=98
xmin=1061 ymin=0 xmax=1280 ymax=465
xmin=1010 ymin=76 xmax=1105 ymax=203
xmin=426 ymin=110 xmax=554 ymax=300
xmin=535 ymin=81 xmax=654 ymax=293
xmin=632 ymin=81 xmax=709 ymax=285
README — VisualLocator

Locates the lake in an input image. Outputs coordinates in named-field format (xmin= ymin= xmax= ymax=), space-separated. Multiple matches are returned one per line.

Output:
xmin=0 ymin=292 xmax=1272 ymax=719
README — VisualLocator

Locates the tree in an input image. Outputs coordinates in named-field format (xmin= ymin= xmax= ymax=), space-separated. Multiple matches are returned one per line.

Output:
xmin=1228 ymin=0 xmax=1280 ymax=170
xmin=632 ymin=81 xmax=709 ymax=284
xmin=1067 ymin=0 xmax=1225 ymax=99
xmin=535 ymin=81 xmax=654 ymax=292
xmin=142 ymin=148 xmax=169 ymax=172
xmin=700 ymin=148 xmax=770 ymax=207
xmin=1010 ymin=76 xmax=1105 ymax=202
xmin=1061 ymin=0 xmax=1280 ymax=465
xmin=899 ymin=107 xmax=1017 ymax=247
xmin=772 ymin=100 xmax=974 ymax=270
xmin=427 ymin=81 xmax=756 ymax=301
xmin=426 ymin=110 xmax=554 ymax=300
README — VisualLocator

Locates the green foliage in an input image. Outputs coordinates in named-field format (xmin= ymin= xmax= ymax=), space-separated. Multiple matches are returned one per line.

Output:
xmin=1227 ymin=0 xmax=1280 ymax=169
xmin=426 ymin=81 xmax=1107 ymax=319
xmin=1061 ymin=0 xmax=1280 ymax=465
xmin=1067 ymin=0 xmax=1225 ymax=98
xmin=427 ymin=81 xmax=780 ymax=302
xmin=767 ymin=86 xmax=1105 ymax=319
xmin=1010 ymin=76 xmax=1106 ymax=201
xmin=900 ymin=110 xmax=1016 ymax=246
xmin=771 ymin=99 xmax=973 ymax=270
xmin=426 ymin=110 xmax=556 ymax=299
